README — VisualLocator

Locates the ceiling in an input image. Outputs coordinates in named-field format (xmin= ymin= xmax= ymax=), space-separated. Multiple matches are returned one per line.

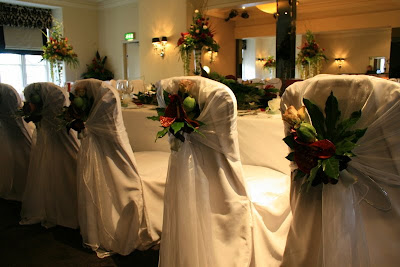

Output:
xmin=206 ymin=0 xmax=400 ymax=21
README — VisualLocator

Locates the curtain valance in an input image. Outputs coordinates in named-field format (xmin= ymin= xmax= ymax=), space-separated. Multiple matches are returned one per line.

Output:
xmin=0 ymin=3 xmax=52 ymax=29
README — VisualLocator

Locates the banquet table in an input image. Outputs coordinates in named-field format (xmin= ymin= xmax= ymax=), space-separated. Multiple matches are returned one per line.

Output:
xmin=122 ymin=105 xmax=290 ymax=176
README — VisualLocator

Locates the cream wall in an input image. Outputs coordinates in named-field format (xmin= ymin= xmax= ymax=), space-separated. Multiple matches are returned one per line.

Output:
xmin=61 ymin=6 xmax=98 ymax=81
xmin=138 ymin=0 xmax=187 ymax=84
xmin=205 ymin=16 xmax=236 ymax=76
xmin=97 ymin=3 xmax=139 ymax=80
xmin=316 ymin=29 xmax=391 ymax=74
xmin=255 ymin=37 xmax=275 ymax=79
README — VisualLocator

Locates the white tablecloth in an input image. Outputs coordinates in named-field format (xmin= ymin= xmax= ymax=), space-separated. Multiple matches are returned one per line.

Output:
xmin=122 ymin=106 xmax=290 ymax=176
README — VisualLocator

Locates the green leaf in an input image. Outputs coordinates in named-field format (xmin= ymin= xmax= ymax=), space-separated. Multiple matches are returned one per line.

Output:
xmin=265 ymin=88 xmax=280 ymax=93
xmin=171 ymin=122 xmax=185 ymax=134
xmin=303 ymin=98 xmax=326 ymax=139
xmin=155 ymin=127 xmax=169 ymax=142
xmin=336 ymin=110 xmax=362 ymax=135
xmin=186 ymin=122 xmax=206 ymax=138
xmin=306 ymin=160 xmax=322 ymax=192
xmin=352 ymin=128 xmax=367 ymax=144
xmin=335 ymin=139 xmax=357 ymax=154
xmin=147 ymin=116 xmax=160 ymax=121
xmin=286 ymin=152 xmax=295 ymax=161
xmin=283 ymin=135 xmax=295 ymax=149
xmin=163 ymin=90 xmax=171 ymax=106
xmin=325 ymin=92 xmax=341 ymax=139
xmin=294 ymin=169 xmax=306 ymax=181
xmin=156 ymin=107 xmax=165 ymax=117
xmin=322 ymin=157 xmax=340 ymax=179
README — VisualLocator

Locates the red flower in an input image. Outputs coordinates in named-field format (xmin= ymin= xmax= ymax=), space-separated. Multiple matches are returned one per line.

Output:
xmin=294 ymin=137 xmax=336 ymax=173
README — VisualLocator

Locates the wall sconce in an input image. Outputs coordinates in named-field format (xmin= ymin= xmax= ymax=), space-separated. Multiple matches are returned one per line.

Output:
xmin=152 ymin=36 xmax=168 ymax=58
xmin=256 ymin=57 xmax=266 ymax=62
xmin=335 ymin=58 xmax=345 ymax=69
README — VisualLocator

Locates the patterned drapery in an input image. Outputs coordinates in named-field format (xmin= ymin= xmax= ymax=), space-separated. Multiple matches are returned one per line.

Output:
xmin=0 ymin=3 xmax=52 ymax=29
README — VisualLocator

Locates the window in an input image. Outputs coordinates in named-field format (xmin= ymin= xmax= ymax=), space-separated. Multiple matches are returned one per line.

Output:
xmin=0 ymin=53 xmax=49 ymax=98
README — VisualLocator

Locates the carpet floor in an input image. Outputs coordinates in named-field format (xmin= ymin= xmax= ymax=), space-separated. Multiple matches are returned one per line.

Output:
xmin=0 ymin=198 xmax=159 ymax=267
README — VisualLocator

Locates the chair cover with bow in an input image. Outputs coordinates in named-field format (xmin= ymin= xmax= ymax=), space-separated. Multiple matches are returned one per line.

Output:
xmin=281 ymin=75 xmax=400 ymax=266
xmin=75 ymin=79 xmax=147 ymax=257
xmin=0 ymin=83 xmax=32 ymax=201
xmin=157 ymin=76 xmax=255 ymax=267
xmin=20 ymin=82 xmax=79 ymax=229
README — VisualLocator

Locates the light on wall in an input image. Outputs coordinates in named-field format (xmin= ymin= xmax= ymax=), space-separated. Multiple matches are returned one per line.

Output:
xmin=152 ymin=36 xmax=168 ymax=58
xmin=335 ymin=58 xmax=345 ymax=69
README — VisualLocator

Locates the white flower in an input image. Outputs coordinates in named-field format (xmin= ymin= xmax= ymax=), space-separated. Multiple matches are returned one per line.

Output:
xmin=194 ymin=9 xmax=199 ymax=13
xmin=203 ymin=25 xmax=208 ymax=30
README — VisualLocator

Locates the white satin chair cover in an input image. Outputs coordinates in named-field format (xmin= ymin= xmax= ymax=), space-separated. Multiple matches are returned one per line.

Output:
xmin=0 ymin=83 xmax=32 ymax=201
xmin=265 ymin=78 xmax=282 ymax=90
xmin=281 ymin=75 xmax=400 ymax=267
xmin=158 ymin=76 xmax=255 ymax=267
xmin=20 ymin=82 xmax=79 ymax=229
xmin=75 ymin=79 xmax=146 ymax=257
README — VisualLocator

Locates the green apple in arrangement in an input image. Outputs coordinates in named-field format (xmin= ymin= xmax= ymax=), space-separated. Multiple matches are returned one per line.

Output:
xmin=183 ymin=96 xmax=196 ymax=112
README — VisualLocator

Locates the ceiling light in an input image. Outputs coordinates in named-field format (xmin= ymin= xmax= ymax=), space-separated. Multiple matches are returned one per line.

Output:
xmin=256 ymin=2 xmax=277 ymax=14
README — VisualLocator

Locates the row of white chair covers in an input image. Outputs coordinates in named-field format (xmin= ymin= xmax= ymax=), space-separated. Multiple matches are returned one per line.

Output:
xmin=0 ymin=83 xmax=32 ymax=201
xmin=20 ymin=83 xmax=80 ymax=229
xmin=281 ymin=75 xmax=400 ymax=266
xmin=9 ymin=80 xmax=164 ymax=257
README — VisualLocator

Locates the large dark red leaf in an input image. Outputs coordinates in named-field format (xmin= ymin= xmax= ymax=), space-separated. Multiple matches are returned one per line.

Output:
xmin=310 ymin=139 xmax=336 ymax=159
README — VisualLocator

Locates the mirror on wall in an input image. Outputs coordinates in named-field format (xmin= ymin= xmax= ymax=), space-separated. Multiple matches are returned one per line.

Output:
xmin=369 ymin=56 xmax=386 ymax=74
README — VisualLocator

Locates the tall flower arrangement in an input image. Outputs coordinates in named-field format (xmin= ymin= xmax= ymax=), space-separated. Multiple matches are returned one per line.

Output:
xmin=42 ymin=20 xmax=79 ymax=85
xmin=296 ymin=30 xmax=327 ymax=79
xmin=177 ymin=10 xmax=220 ymax=75
xmin=263 ymin=56 xmax=276 ymax=70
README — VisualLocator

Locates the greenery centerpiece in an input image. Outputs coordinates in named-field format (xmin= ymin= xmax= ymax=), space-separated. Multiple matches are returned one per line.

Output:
xmin=177 ymin=9 xmax=220 ymax=75
xmin=282 ymin=92 xmax=367 ymax=191
xmin=42 ymin=20 xmax=79 ymax=85
xmin=296 ymin=30 xmax=327 ymax=79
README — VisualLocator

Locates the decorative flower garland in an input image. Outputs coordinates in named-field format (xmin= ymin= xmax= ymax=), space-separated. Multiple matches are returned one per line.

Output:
xmin=177 ymin=10 xmax=220 ymax=75
xmin=282 ymin=92 xmax=367 ymax=191
xmin=147 ymin=80 xmax=204 ymax=142
xmin=59 ymin=86 xmax=93 ymax=138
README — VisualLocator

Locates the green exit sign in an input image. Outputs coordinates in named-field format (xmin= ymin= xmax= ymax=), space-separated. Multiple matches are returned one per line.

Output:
xmin=124 ymin=32 xmax=135 ymax=41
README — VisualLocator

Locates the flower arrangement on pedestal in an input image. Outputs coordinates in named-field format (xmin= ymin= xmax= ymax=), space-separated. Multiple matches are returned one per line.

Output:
xmin=42 ymin=20 xmax=79 ymax=85
xmin=177 ymin=10 xmax=220 ymax=75
xmin=296 ymin=30 xmax=327 ymax=79
xmin=263 ymin=56 xmax=276 ymax=79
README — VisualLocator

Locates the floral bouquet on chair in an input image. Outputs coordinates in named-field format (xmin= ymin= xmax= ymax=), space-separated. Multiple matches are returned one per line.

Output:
xmin=59 ymin=85 xmax=93 ymax=138
xmin=147 ymin=80 xmax=204 ymax=143
xmin=17 ymin=85 xmax=43 ymax=124
xmin=282 ymin=92 xmax=367 ymax=191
